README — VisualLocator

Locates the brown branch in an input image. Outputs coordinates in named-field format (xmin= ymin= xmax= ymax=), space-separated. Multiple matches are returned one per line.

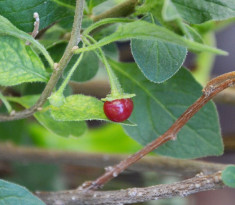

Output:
xmin=26 ymin=12 xmax=40 ymax=45
xmin=0 ymin=143 xmax=226 ymax=177
xmin=80 ymin=71 xmax=235 ymax=190
xmin=0 ymin=0 xmax=85 ymax=122
xmin=36 ymin=171 xmax=224 ymax=205
xmin=91 ymin=0 xmax=138 ymax=22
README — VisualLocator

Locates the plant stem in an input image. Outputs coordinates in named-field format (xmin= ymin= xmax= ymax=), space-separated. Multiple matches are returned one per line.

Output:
xmin=80 ymin=71 xmax=235 ymax=190
xmin=83 ymin=35 xmax=129 ymax=100
xmin=0 ymin=92 xmax=12 ymax=113
xmin=57 ymin=51 xmax=84 ymax=95
xmin=0 ymin=0 xmax=85 ymax=122
xmin=91 ymin=0 xmax=138 ymax=22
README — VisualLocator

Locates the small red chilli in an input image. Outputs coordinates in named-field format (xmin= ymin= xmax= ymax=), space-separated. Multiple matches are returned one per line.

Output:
xmin=103 ymin=98 xmax=134 ymax=122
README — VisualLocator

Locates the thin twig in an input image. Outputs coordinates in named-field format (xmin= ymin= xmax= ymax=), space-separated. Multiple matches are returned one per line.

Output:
xmin=26 ymin=12 xmax=40 ymax=45
xmin=0 ymin=143 xmax=226 ymax=177
xmin=91 ymin=0 xmax=138 ymax=22
xmin=0 ymin=0 xmax=85 ymax=122
xmin=80 ymin=71 xmax=235 ymax=190
xmin=36 ymin=171 xmax=224 ymax=205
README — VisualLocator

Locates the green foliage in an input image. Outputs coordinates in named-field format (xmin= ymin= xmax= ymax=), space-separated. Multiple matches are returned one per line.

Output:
xmin=222 ymin=165 xmax=235 ymax=188
xmin=0 ymin=15 xmax=54 ymax=67
xmin=78 ymin=20 xmax=227 ymax=55
xmin=0 ymin=36 xmax=49 ymax=86
xmin=163 ymin=0 xmax=235 ymax=24
xmin=131 ymin=39 xmax=187 ymax=83
xmin=0 ymin=0 xmax=234 ymax=198
xmin=8 ymin=95 xmax=87 ymax=138
xmin=0 ymin=179 xmax=46 ymax=205
xmin=130 ymin=15 xmax=187 ymax=83
xmin=0 ymin=0 xmax=72 ymax=32
xmin=109 ymin=59 xmax=223 ymax=159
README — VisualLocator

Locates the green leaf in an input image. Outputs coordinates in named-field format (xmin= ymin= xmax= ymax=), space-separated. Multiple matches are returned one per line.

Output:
xmin=50 ymin=94 xmax=135 ymax=126
xmin=7 ymin=95 xmax=87 ymax=138
xmin=0 ymin=179 xmax=45 ymax=205
xmin=0 ymin=0 xmax=72 ymax=32
xmin=130 ymin=14 xmax=187 ymax=83
xmin=163 ymin=0 xmax=235 ymax=24
xmin=77 ymin=20 xmax=227 ymax=55
xmin=47 ymin=42 xmax=99 ymax=82
xmin=131 ymin=39 xmax=187 ymax=83
xmin=0 ymin=15 xmax=54 ymax=68
xmin=109 ymin=59 xmax=223 ymax=159
xmin=0 ymin=36 xmax=49 ymax=86
xmin=222 ymin=165 xmax=235 ymax=188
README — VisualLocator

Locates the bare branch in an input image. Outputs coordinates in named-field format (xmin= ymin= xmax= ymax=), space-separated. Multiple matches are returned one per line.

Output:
xmin=91 ymin=0 xmax=138 ymax=22
xmin=26 ymin=12 xmax=40 ymax=45
xmin=36 ymin=171 xmax=224 ymax=205
xmin=0 ymin=0 xmax=85 ymax=122
xmin=0 ymin=143 xmax=226 ymax=177
xmin=81 ymin=71 xmax=235 ymax=190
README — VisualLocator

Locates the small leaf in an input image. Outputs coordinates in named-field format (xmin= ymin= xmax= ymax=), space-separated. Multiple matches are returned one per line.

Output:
xmin=131 ymin=39 xmax=187 ymax=83
xmin=222 ymin=165 xmax=235 ymax=188
xmin=50 ymin=94 xmax=135 ymax=126
xmin=0 ymin=36 xmax=49 ymax=86
xmin=0 ymin=179 xmax=46 ymax=205
xmin=163 ymin=0 xmax=235 ymax=24
xmin=109 ymin=59 xmax=223 ymax=159
xmin=7 ymin=95 xmax=87 ymax=138
xmin=0 ymin=0 xmax=72 ymax=32
xmin=77 ymin=20 xmax=227 ymax=55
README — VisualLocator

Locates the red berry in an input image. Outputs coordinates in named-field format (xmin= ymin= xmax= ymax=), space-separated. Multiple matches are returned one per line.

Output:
xmin=103 ymin=98 xmax=134 ymax=122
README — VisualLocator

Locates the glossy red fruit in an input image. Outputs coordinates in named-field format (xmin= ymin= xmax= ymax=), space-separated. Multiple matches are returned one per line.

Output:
xmin=103 ymin=98 xmax=134 ymax=122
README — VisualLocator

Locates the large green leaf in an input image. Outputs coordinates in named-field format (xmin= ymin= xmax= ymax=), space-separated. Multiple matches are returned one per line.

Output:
xmin=0 ymin=36 xmax=49 ymax=86
xmin=0 ymin=179 xmax=45 ymax=205
xmin=47 ymin=42 xmax=99 ymax=82
xmin=163 ymin=0 xmax=235 ymax=24
xmin=109 ymin=59 xmax=223 ymax=159
xmin=0 ymin=15 xmax=54 ymax=67
xmin=222 ymin=165 xmax=235 ymax=188
xmin=78 ymin=20 xmax=227 ymax=55
xmin=131 ymin=39 xmax=187 ymax=83
xmin=0 ymin=0 xmax=72 ymax=32
xmin=7 ymin=95 xmax=87 ymax=138
xmin=50 ymin=94 xmax=135 ymax=126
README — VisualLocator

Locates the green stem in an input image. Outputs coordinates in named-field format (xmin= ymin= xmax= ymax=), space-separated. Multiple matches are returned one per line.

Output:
xmin=0 ymin=92 xmax=12 ymax=113
xmin=83 ymin=18 xmax=134 ymax=35
xmin=57 ymin=52 xmax=84 ymax=95
xmin=83 ymin=35 xmax=123 ymax=98
xmin=91 ymin=0 xmax=138 ymax=22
